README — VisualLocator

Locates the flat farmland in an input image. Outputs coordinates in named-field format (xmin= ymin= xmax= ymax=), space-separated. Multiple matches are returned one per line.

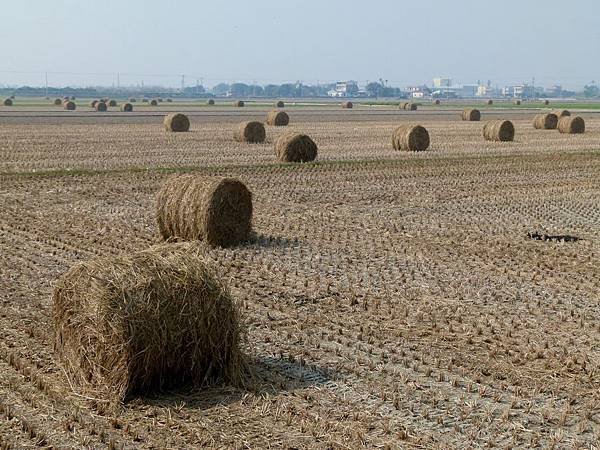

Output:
xmin=1 ymin=106 xmax=599 ymax=448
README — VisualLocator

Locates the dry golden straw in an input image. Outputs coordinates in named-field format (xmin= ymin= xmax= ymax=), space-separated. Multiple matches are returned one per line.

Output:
xmin=275 ymin=132 xmax=318 ymax=162
xmin=164 ymin=113 xmax=190 ymax=132
xmin=266 ymin=110 xmax=289 ymax=126
xmin=234 ymin=121 xmax=265 ymax=143
xmin=342 ymin=101 xmax=353 ymax=109
xmin=63 ymin=101 xmax=76 ymax=111
xmin=533 ymin=113 xmax=558 ymax=130
xmin=558 ymin=116 xmax=585 ymax=134
xmin=391 ymin=124 xmax=430 ymax=151
xmin=156 ymin=174 xmax=253 ymax=247
xmin=462 ymin=109 xmax=481 ymax=121
xmin=53 ymin=242 xmax=246 ymax=403
xmin=483 ymin=120 xmax=514 ymax=141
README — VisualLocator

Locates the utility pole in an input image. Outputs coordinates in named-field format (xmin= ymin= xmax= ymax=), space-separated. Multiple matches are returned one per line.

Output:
xmin=181 ymin=74 xmax=185 ymax=92
xmin=117 ymin=72 xmax=120 ymax=90
xmin=45 ymin=72 xmax=48 ymax=98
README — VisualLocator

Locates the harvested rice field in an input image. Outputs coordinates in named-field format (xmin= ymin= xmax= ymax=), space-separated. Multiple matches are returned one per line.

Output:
xmin=1 ymin=105 xmax=600 ymax=448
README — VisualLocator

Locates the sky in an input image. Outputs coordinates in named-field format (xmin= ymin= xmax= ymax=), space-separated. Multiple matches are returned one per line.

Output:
xmin=0 ymin=0 xmax=598 ymax=89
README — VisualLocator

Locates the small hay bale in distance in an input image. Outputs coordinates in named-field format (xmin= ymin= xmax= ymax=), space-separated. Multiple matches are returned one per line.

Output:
xmin=554 ymin=109 xmax=570 ymax=118
xmin=544 ymin=99 xmax=550 ymax=105
xmin=558 ymin=116 xmax=585 ymax=134
xmin=121 ymin=102 xmax=133 ymax=112
xmin=54 ymin=98 xmax=63 ymax=106
xmin=52 ymin=242 xmax=244 ymax=402
xmin=404 ymin=102 xmax=417 ymax=111
xmin=514 ymin=99 xmax=521 ymax=105
xmin=234 ymin=121 xmax=265 ymax=143
xmin=487 ymin=99 xmax=493 ymax=105
xmin=90 ymin=100 xmax=99 ymax=108
xmin=275 ymin=132 xmax=317 ymax=162
xmin=533 ymin=113 xmax=558 ymax=130
xmin=95 ymin=101 xmax=107 ymax=112
xmin=276 ymin=100 xmax=285 ymax=108
xmin=150 ymin=99 xmax=158 ymax=106
xmin=129 ymin=97 xmax=137 ymax=102
xmin=433 ymin=99 xmax=441 ymax=105
xmin=483 ymin=120 xmax=515 ymax=142
xmin=164 ymin=113 xmax=190 ymax=132
xmin=3 ymin=98 xmax=13 ymax=106
xmin=234 ymin=100 xmax=245 ymax=107
xmin=166 ymin=98 xmax=173 ymax=102
xmin=462 ymin=109 xmax=481 ymax=121
xmin=63 ymin=101 xmax=76 ymax=111
xmin=391 ymin=124 xmax=430 ymax=151
xmin=108 ymin=99 xmax=117 ymax=107
xmin=156 ymin=175 xmax=253 ymax=247
xmin=207 ymin=99 xmax=215 ymax=105
xmin=142 ymin=98 xmax=149 ymax=103
xmin=266 ymin=110 xmax=289 ymax=126
xmin=342 ymin=101 xmax=353 ymax=109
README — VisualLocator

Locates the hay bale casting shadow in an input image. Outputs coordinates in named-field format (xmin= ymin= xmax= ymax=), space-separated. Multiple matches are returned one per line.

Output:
xmin=266 ymin=110 xmax=289 ymax=126
xmin=462 ymin=109 xmax=481 ymax=121
xmin=234 ymin=121 xmax=265 ymax=143
xmin=533 ymin=113 xmax=558 ymax=130
xmin=483 ymin=120 xmax=515 ymax=141
xmin=164 ymin=113 xmax=190 ymax=132
xmin=558 ymin=116 xmax=585 ymax=134
xmin=391 ymin=124 xmax=430 ymax=151
xmin=275 ymin=132 xmax=317 ymax=162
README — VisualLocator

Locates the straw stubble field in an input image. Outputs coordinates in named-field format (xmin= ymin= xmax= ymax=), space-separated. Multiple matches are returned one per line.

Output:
xmin=1 ymin=107 xmax=599 ymax=448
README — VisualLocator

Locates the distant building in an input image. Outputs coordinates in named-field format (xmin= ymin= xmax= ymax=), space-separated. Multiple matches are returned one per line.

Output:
xmin=328 ymin=80 xmax=359 ymax=97
xmin=433 ymin=78 xmax=452 ymax=88
xmin=406 ymin=85 xmax=431 ymax=98
xmin=460 ymin=85 xmax=478 ymax=98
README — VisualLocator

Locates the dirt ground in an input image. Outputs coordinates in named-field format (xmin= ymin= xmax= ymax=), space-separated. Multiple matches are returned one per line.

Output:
xmin=1 ymin=106 xmax=599 ymax=448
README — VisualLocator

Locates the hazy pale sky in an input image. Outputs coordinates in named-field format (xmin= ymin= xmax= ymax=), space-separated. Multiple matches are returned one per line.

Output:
xmin=1 ymin=0 xmax=598 ymax=89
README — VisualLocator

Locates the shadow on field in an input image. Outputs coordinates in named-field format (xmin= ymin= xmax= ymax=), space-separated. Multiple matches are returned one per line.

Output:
xmin=137 ymin=355 xmax=335 ymax=411
xmin=247 ymin=232 xmax=300 ymax=249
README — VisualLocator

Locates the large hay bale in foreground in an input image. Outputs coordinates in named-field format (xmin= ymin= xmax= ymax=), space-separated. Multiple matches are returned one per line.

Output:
xmin=554 ymin=109 xmax=570 ymax=118
xmin=533 ymin=113 xmax=558 ymax=130
xmin=483 ymin=120 xmax=514 ymax=141
xmin=391 ymin=124 xmax=430 ymax=151
xmin=54 ymin=98 xmax=63 ymax=106
xmin=558 ymin=116 xmax=585 ymax=134
xmin=3 ymin=98 xmax=13 ymax=106
xmin=266 ymin=110 xmax=289 ymax=126
xmin=108 ymin=99 xmax=117 ymax=107
xmin=156 ymin=175 xmax=253 ymax=246
xmin=53 ymin=243 xmax=244 ymax=402
xmin=150 ymin=99 xmax=158 ymax=106
xmin=95 ymin=101 xmax=107 ymax=112
xmin=276 ymin=100 xmax=285 ymax=108
xmin=121 ymin=102 xmax=133 ymax=112
xmin=235 ymin=100 xmax=245 ymax=107
xmin=207 ymin=99 xmax=215 ymax=105
xmin=63 ymin=101 xmax=76 ymax=111
xmin=342 ymin=101 xmax=353 ymax=109
xmin=234 ymin=121 xmax=265 ymax=143
xmin=462 ymin=109 xmax=481 ymax=121
xmin=164 ymin=113 xmax=190 ymax=132
xmin=275 ymin=132 xmax=317 ymax=162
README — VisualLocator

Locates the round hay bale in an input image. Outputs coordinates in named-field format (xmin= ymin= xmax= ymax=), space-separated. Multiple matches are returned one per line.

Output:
xmin=533 ymin=113 xmax=558 ymax=130
xmin=54 ymin=98 xmax=63 ymax=106
xmin=234 ymin=100 xmax=245 ymax=107
xmin=391 ymin=124 xmax=430 ymax=151
xmin=274 ymin=132 xmax=317 ymax=162
xmin=514 ymin=99 xmax=521 ymax=106
xmin=156 ymin=175 xmax=253 ymax=247
xmin=342 ymin=101 xmax=353 ymax=109
xmin=207 ymin=99 xmax=215 ymax=105
xmin=3 ymin=98 xmax=13 ymax=106
xmin=405 ymin=102 xmax=417 ymax=111
xmin=71 ymin=96 xmax=76 ymax=101
xmin=276 ymin=100 xmax=285 ymax=108
xmin=95 ymin=101 xmax=107 ymax=112
xmin=9 ymin=95 xmax=15 ymax=100
xmin=166 ymin=98 xmax=173 ymax=103
xmin=108 ymin=99 xmax=117 ymax=107
xmin=164 ymin=113 xmax=190 ymax=132
xmin=487 ymin=99 xmax=493 ymax=105
xmin=129 ymin=98 xmax=137 ymax=102
xmin=266 ymin=110 xmax=289 ymax=126
xmin=558 ymin=116 xmax=585 ymax=134
xmin=63 ymin=101 xmax=76 ymax=111
xmin=90 ymin=100 xmax=99 ymax=108
xmin=483 ymin=120 xmax=515 ymax=142
xmin=234 ymin=121 xmax=265 ymax=143
xmin=158 ymin=98 xmax=163 ymax=102
xmin=434 ymin=99 xmax=441 ymax=105
xmin=461 ymin=109 xmax=481 ymax=121
xmin=554 ymin=109 xmax=570 ymax=118
xmin=150 ymin=99 xmax=158 ymax=106
xmin=544 ymin=100 xmax=550 ymax=105
xmin=121 ymin=102 xmax=133 ymax=112
xmin=52 ymin=242 xmax=245 ymax=402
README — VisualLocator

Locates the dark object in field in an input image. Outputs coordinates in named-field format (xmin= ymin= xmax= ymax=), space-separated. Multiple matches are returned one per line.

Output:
xmin=3 ymin=98 xmax=13 ymax=106
xmin=156 ymin=175 xmax=253 ymax=247
xmin=514 ymin=99 xmax=521 ymax=105
xmin=234 ymin=121 xmax=265 ymax=143
xmin=483 ymin=120 xmax=514 ymax=142
xmin=527 ymin=232 xmax=581 ymax=243
xmin=487 ymin=99 xmax=493 ymax=105
xmin=266 ymin=110 xmax=289 ymax=126
xmin=54 ymin=98 xmax=63 ymax=106
xmin=108 ymin=99 xmax=117 ymax=107
xmin=63 ymin=101 xmax=76 ymax=111
xmin=342 ymin=101 xmax=353 ymax=109
xmin=544 ymin=99 xmax=550 ymax=105
xmin=121 ymin=102 xmax=133 ymax=112
xmin=53 ymin=242 xmax=245 ymax=403
xmin=557 ymin=116 xmax=585 ymax=134
xmin=164 ymin=113 xmax=190 ymax=132
xmin=533 ymin=113 xmax=558 ymax=130
xmin=462 ymin=109 xmax=481 ymax=121
xmin=433 ymin=99 xmax=440 ymax=105
xmin=95 ymin=101 xmax=107 ymax=112
xmin=391 ymin=124 xmax=430 ymax=151
xmin=404 ymin=102 xmax=417 ymax=111
xmin=207 ymin=99 xmax=215 ymax=105
xmin=235 ymin=100 xmax=245 ymax=107
xmin=276 ymin=100 xmax=285 ymax=108
xmin=275 ymin=132 xmax=318 ymax=162
xmin=150 ymin=99 xmax=158 ymax=106
xmin=90 ymin=100 xmax=99 ymax=109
